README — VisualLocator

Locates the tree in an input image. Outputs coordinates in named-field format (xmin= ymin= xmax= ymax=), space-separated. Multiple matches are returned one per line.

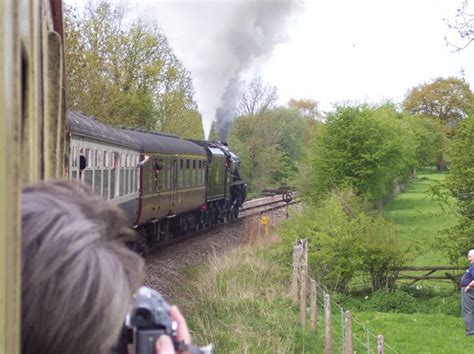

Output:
xmin=238 ymin=77 xmax=278 ymax=117
xmin=402 ymin=77 xmax=474 ymax=128
xmin=445 ymin=0 xmax=474 ymax=51
xmin=303 ymin=104 xmax=420 ymax=206
xmin=228 ymin=107 xmax=307 ymax=192
xmin=437 ymin=115 xmax=474 ymax=262
xmin=287 ymin=98 xmax=322 ymax=142
xmin=64 ymin=0 xmax=198 ymax=133
xmin=161 ymin=109 xmax=204 ymax=140
xmin=281 ymin=188 xmax=408 ymax=292
xmin=288 ymin=98 xmax=321 ymax=120
xmin=228 ymin=113 xmax=282 ymax=192
xmin=402 ymin=77 xmax=473 ymax=169
xmin=208 ymin=122 xmax=219 ymax=141
xmin=400 ymin=114 xmax=446 ymax=167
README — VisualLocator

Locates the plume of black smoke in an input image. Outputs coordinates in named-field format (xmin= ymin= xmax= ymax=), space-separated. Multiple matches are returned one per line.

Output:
xmin=214 ymin=0 xmax=303 ymax=141
xmin=215 ymin=76 xmax=241 ymax=140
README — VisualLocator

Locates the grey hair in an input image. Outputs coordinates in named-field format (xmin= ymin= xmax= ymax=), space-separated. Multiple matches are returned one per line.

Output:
xmin=21 ymin=180 xmax=145 ymax=354
xmin=469 ymin=249 xmax=474 ymax=257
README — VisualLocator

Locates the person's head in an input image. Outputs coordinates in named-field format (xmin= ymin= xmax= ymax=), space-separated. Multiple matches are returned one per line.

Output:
xmin=21 ymin=180 xmax=145 ymax=354
xmin=468 ymin=249 xmax=474 ymax=263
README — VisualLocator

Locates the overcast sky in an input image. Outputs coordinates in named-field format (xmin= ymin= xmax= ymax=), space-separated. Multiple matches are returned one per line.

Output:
xmin=70 ymin=0 xmax=474 ymax=136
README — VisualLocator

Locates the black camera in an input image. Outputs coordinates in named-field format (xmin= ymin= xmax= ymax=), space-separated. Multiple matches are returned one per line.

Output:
xmin=127 ymin=287 xmax=177 ymax=354
xmin=112 ymin=286 xmax=211 ymax=354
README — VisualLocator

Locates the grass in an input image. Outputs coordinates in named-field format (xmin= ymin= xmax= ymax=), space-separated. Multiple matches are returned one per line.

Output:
xmin=176 ymin=231 xmax=322 ymax=353
xmin=171 ymin=170 xmax=467 ymax=353
xmin=383 ymin=170 xmax=458 ymax=266
xmin=353 ymin=312 xmax=472 ymax=354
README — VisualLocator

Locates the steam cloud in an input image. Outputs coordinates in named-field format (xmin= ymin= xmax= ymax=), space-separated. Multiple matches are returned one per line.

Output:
xmin=139 ymin=0 xmax=303 ymax=139
xmin=214 ymin=0 xmax=303 ymax=140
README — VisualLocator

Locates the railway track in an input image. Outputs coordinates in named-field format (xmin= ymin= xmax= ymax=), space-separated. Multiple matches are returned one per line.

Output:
xmin=144 ymin=193 xmax=297 ymax=301
xmin=240 ymin=194 xmax=297 ymax=217
xmin=142 ymin=194 xmax=297 ymax=254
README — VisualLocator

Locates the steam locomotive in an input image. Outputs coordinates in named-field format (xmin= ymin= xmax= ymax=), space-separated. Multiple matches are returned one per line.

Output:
xmin=68 ymin=111 xmax=247 ymax=244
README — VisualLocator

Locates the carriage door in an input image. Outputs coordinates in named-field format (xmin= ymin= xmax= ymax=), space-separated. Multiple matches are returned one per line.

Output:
xmin=170 ymin=158 xmax=178 ymax=207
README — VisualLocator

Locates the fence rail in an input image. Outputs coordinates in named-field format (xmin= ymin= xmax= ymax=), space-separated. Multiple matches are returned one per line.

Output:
xmin=291 ymin=239 xmax=398 ymax=354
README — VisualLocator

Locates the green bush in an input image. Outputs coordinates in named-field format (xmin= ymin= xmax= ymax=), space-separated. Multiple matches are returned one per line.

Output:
xmin=281 ymin=188 xmax=408 ymax=292
xmin=334 ymin=286 xmax=461 ymax=316
xmin=363 ymin=289 xmax=417 ymax=313
xmin=301 ymin=103 xmax=427 ymax=206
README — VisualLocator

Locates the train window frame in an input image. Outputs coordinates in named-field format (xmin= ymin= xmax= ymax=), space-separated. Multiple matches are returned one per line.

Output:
xmin=193 ymin=160 xmax=196 ymax=169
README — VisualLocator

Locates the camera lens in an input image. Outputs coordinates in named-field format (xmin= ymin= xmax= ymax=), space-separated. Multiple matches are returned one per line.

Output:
xmin=132 ymin=308 xmax=152 ymax=327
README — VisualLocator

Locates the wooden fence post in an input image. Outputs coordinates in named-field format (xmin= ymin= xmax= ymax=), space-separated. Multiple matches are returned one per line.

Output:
xmin=300 ymin=269 xmax=307 ymax=326
xmin=344 ymin=311 xmax=352 ymax=354
xmin=302 ymin=239 xmax=308 ymax=275
xmin=377 ymin=335 xmax=384 ymax=354
xmin=291 ymin=245 xmax=301 ymax=304
xmin=324 ymin=293 xmax=333 ymax=354
xmin=310 ymin=278 xmax=317 ymax=331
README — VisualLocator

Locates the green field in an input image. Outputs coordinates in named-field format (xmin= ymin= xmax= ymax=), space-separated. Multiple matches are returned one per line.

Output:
xmin=383 ymin=170 xmax=458 ymax=266
xmin=354 ymin=170 xmax=468 ymax=353
xmin=355 ymin=312 xmax=471 ymax=354
xmin=177 ymin=170 xmax=469 ymax=353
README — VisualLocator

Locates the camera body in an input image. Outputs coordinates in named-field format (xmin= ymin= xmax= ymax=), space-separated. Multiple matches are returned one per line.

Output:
xmin=111 ymin=286 xmax=178 ymax=354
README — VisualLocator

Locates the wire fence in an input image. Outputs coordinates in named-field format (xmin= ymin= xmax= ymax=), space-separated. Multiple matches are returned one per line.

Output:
xmin=291 ymin=239 xmax=398 ymax=354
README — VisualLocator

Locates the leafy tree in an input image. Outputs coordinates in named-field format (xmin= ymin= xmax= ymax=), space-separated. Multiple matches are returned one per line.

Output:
xmin=64 ymin=0 xmax=197 ymax=133
xmin=228 ymin=107 xmax=308 ymax=192
xmin=440 ymin=115 xmax=474 ymax=262
xmin=281 ymin=189 xmax=408 ymax=292
xmin=228 ymin=113 xmax=283 ymax=192
xmin=238 ymin=77 xmax=278 ymax=117
xmin=287 ymin=98 xmax=321 ymax=120
xmin=208 ymin=122 xmax=219 ymax=141
xmin=161 ymin=109 xmax=204 ymax=140
xmin=402 ymin=77 xmax=474 ymax=128
xmin=402 ymin=77 xmax=473 ymax=169
xmin=304 ymin=104 xmax=419 ymax=206
xmin=401 ymin=114 xmax=446 ymax=167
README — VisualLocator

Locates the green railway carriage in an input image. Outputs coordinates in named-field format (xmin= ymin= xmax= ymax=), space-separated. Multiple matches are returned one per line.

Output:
xmin=207 ymin=147 xmax=230 ymax=201
xmin=67 ymin=112 xmax=247 ymax=243
xmin=190 ymin=140 xmax=247 ymax=223
xmin=124 ymin=129 xmax=208 ymax=228
xmin=67 ymin=112 xmax=212 ymax=241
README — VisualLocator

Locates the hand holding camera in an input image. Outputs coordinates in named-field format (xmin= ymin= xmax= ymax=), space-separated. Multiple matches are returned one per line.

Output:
xmin=121 ymin=287 xmax=212 ymax=354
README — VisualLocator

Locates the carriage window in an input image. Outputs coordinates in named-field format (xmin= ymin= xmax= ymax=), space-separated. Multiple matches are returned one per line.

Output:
xmin=95 ymin=150 xmax=100 ymax=168
xmin=199 ymin=160 xmax=202 ymax=169
xmin=186 ymin=160 xmax=190 ymax=169
xmin=121 ymin=154 xmax=126 ymax=168
xmin=72 ymin=147 xmax=78 ymax=167
xmin=193 ymin=160 xmax=196 ymax=169
xmin=103 ymin=151 xmax=108 ymax=168
xmin=85 ymin=148 xmax=91 ymax=167
xmin=125 ymin=169 xmax=129 ymax=195
xmin=120 ymin=169 xmax=125 ymax=196
xmin=103 ymin=170 xmax=109 ymax=199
